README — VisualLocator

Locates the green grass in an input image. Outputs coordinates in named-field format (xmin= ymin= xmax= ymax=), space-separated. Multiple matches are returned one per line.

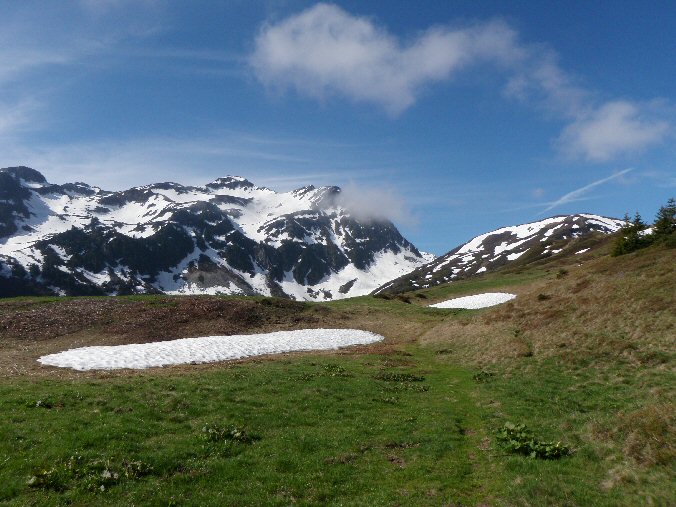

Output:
xmin=466 ymin=354 xmax=675 ymax=506
xmin=411 ymin=270 xmax=548 ymax=302
xmin=3 ymin=348 xmax=672 ymax=505
xmin=0 ymin=351 xmax=501 ymax=506
xmin=1 ymin=246 xmax=673 ymax=505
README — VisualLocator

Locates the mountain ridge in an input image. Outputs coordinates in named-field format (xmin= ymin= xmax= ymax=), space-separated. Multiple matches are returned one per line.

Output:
xmin=374 ymin=213 xmax=625 ymax=294
xmin=0 ymin=166 xmax=429 ymax=299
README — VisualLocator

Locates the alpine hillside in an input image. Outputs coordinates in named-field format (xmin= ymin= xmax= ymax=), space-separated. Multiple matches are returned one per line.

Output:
xmin=0 ymin=166 xmax=432 ymax=299
xmin=375 ymin=214 xmax=625 ymax=294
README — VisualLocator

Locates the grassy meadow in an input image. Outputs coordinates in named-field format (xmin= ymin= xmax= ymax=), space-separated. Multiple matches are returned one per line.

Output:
xmin=0 ymin=243 xmax=674 ymax=506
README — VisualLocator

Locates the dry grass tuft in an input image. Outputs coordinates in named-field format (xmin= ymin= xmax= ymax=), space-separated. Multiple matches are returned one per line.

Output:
xmin=617 ymin=404 xmax=675 ymax=467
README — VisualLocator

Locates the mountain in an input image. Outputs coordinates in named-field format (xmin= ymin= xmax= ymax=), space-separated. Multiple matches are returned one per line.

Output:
xmin=0 ymin=166 xmax=431 ymax=299
xmin=374 ymin=214 xmax=625 ymax=294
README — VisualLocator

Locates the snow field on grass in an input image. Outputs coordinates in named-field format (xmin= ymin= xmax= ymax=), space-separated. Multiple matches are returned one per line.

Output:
xmin=429 ymin=292 xmax=517 ymax=309
xmin=38 ymin=329 xmax=384 ymax=371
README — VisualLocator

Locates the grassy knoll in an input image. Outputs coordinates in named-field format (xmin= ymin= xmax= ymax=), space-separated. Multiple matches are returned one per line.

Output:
xmin=0 ymin=244 xmax=674 ymax=505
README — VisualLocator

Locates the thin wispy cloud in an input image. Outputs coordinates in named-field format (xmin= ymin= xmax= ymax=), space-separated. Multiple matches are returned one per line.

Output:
xmin=0 ymin=98 xmax=41 ymax=137
xmin=250 ymin=3 xmax=672 ymax=161
xmin=0 ymin=132 xmax=397 ymax=191
xmin=539 ymin=168 xmax=633 ymax=214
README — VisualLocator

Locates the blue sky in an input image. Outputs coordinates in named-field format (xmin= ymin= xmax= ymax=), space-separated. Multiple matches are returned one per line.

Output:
xmin=1 ymin=1 xmax=674 ymax=254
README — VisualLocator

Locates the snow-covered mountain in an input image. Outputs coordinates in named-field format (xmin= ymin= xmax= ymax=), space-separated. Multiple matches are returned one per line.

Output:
xmin=0 ymin=166 xmax=431 ymax=299
xmin=374 ymin=214 xmax=625 ymax=294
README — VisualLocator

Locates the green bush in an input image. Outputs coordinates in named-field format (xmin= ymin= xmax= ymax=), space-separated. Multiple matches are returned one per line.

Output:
xmin=472 ymin=370 xmax=495 ymax=383
xmin=496 ymin=422 xmax=572 ymax=459
xmin=28 ymin=455 xmax=153 ymax=492
xmin=201 ymin=424 xmax=258 ymax=445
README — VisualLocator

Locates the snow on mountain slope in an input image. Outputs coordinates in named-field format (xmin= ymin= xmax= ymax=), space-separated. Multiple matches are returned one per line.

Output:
xmin=0 ymin=166 xmax=429 ymax=300
xmin=375 ymin=214 xmax=625 ymax=294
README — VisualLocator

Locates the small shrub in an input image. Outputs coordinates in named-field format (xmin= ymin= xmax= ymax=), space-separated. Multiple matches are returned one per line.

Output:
xmin=373 ymin=293 xmax=393 ymax=300
xmin=27 ymin=466 xmax=69 ymax=491
xmin=375 ymin=395 xmax=399 ymax=404
xmin=27 ymin=455 xmax=153 ymax=492
xmin=374 ymin=372 xmax=425 ymax=382
xmin=556 ymin=268 xmax=568 ymax=279
xmin=322 ymin=364 xmax=352 ymax=377
xmin=496 ymin=422 xmax=571 ymax=459
xmin=381 ymin=383 xmax=429 ymax=393
xmin=201 ymin=424 xmax=258 ymax=445
xmin=472 ymin=370 xmax=495 ymax=383
xmin=536 ymin=293 xmax=551 ymax=301
xmin=29 ymin=398 xmax=55 ymax=409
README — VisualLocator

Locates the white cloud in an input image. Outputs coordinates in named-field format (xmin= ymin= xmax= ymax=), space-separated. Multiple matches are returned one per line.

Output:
xmin=334 ymin=181 xmax=416 ymax=226
xmin=558 ymin=101 xmax=669 ymax=162
xmin=250 ymin=3 xmax=523 ymax=115
xmin=251 ymin=3 xmax=672 ymax=161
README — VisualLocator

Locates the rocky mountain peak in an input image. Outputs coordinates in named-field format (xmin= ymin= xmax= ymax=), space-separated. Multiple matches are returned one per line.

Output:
xmin=1 ymin=166 xmax=47 ymax=185
xmin=206 ymin=176 xmax=257 ymax=191
xmin=0 ymin=166 xmax=427 ymax=300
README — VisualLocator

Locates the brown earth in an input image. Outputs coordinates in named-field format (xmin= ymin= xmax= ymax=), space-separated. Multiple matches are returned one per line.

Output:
xmin=0 ymin=294 xmax=424 ymax=379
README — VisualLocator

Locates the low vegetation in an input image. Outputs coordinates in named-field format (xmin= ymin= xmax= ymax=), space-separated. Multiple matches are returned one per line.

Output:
xmin=612 ymin=197 xmax=676 ymax=255
xmin=0 ymin=238 xmax=674 ymax=505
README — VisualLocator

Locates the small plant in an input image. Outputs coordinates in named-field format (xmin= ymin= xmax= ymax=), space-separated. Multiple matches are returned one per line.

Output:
xmin=27 ymin=466 xmax=69 ymax=491
xmin=381 ymin=383 xmax=429 ymax=393
xmin=375 ymin=372 xmax=425 ymax=382
xmin=472 ymin=370 xmax=495 ymax=383
xmin=322 ymin=364 xmax=352 ymax=377
xmin=375 ymin=395 xmax=399 ymax=404
xmin=201 ymin=424 xmax=258 ymax=445
xmin=496 ymin=422 xmax=571 ymax=459
xmin=536 ymin=293 xmax=551 ymax=301
xmin=373 ymin=293 xmax=393 ymax=300
xmin=556 ymin=268 xmax=568 ymax=279
xmin=28 ymin=397 xmax=55 ymax=409
xmin=27 ymin=455 xmax=153 ymax=492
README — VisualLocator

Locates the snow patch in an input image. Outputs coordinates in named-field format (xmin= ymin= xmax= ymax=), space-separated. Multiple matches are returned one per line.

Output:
xmin=38 ymin=328 xmax=384 ymax=371
xmin=429 ymin=292 xmax=516 ymax=309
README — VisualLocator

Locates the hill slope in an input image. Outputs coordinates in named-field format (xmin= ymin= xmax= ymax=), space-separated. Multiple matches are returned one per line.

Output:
xmin=375 ymin=214 xmax=624 ymax=294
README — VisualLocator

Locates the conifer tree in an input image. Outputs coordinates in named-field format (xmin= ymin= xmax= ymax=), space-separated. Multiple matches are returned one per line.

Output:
xmin=653 ymin=197 xmax=676 ymax=237
xmin=612 ymin=211 xmax=650 ymax=256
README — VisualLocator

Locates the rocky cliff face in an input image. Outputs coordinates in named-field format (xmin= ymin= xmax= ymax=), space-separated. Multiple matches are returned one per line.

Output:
xmin=374 ymin=214 xmax=625 ymax=294
xmin=0 ymin=167 xmax=430 ymax=299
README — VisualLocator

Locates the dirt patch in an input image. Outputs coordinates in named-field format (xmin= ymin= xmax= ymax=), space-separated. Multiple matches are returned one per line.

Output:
xmin=0 ymin=296 xmax=427 ymax=378
xmin=0 ymin=296 xmax=352 ymax=377
xmin=0 ymin=296 xmax=315 ymax=343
